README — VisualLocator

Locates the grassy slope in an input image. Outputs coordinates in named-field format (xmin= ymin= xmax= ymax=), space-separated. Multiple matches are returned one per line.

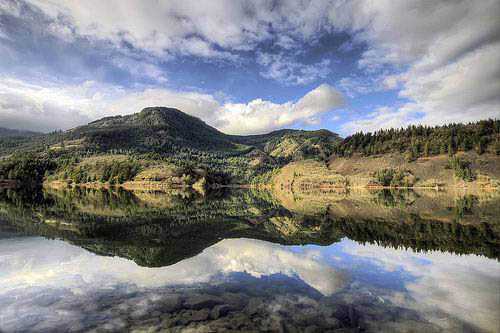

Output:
xmin=273 ymin=151 xmax=500 ymax=190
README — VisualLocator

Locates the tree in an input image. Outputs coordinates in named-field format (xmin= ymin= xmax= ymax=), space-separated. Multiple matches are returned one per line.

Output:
xmin=423 ymin=141 xmax=430 ymax=157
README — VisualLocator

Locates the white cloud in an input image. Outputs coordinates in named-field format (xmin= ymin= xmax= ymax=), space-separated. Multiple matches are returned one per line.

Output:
xmin=105 ymin=82 xmax=343 ymax=135
xmin=399 ymin=42 xmax=500 ymax=125
xmin=257 ymin=53 xmax=332 ymax=86
xmin=3 ymin=1 xmax=333 ymax=85
xmin=3 ymin=0 xmax=498 ymax=133
xmin=0 ymin=77 xmax=343 ymax=134
xmin=332 ymin=0 xmax=500 ymax=132
xmin=216 ymin=83 xmax=343 ymax=134
xmin=0 ymin=78 xmax=119 ymax=132
xmin=337 ymin=75 xmax=385 ymax=98
xmin=111 ymin=57 xmax=168 ymax=84
xmin=20 ymin=0 xmax=332 ymax=58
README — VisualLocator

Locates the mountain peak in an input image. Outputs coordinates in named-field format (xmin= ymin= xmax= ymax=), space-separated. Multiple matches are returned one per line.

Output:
xmin=139 ymin=106 xmax=183 ymax=118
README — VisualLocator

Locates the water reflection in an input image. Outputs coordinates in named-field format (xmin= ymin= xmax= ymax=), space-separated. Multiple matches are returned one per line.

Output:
xmin=0 ymin=187 xmax=499 ymax=332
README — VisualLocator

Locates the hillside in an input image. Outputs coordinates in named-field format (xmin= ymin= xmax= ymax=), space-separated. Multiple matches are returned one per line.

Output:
xmin=0 ymin=107 xmax=340 ymax=185
xmin=0 ymin=107 xmax=498 ymax=188
xmin=272 ymin=119 xmax=500 ymax=190
xmin=1 ymin=186 xmax=497 ymax=265
xmin=0 ymin=107 xmax=339 ymax=156
xmin=0 ymin=128 xmax=42 ymax=157
xmin=65 ymin=107 xmax=240 ymax=152
xmin=332 ymin=119 xmax=499 ymax=157
xmin=273 ymin=151 xmax=500 ymax=191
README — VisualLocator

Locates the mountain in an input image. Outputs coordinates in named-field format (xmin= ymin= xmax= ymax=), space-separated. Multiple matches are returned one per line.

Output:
xmin=0 ymin=108 xmax=498 ymax=189
xmin=64 ymin=107 xmax=341 ymax=156
xmin=0 ymin=107 xmax=341 ymax=159
xmin=0 ymin=107 xmax=340 ymax=185
xmin=66 ymin=107 xmax=239 ymax=152
xmin=0 ymin=128 xmax=42 ymax=157
xmin=0 ymin=127 xmax=39 ymax=138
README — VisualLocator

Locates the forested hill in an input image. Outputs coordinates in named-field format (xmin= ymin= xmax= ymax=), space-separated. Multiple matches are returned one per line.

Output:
xmin=0 ymin=107 xmax=340 ymax=157
xmin=0 ymin=108 xmax=497 ymax=161
xmin=0 ymin=107 xmax=341 ymax=185
xmin=65 ymin=107 xmax=237 ymax=151
xmin=332 ymin=119 xmax=500 ymax=158
xmin=0 ymin=107 xmax=498 ymax=187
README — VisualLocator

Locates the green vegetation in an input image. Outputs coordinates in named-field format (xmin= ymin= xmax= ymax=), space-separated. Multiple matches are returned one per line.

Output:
xmin=371 ymin=189 xmax=416 ymax=208
xmin=453 ymin=195 xmax=478 ymax=221
xmin=250 ymin=168 xmax=281 ymax=185
xmin=75 ymin=158 xmax=141 ymax=184
xmin=372 ymin=168 xmax=416 ymax=187
xmin=0 ymin=153 xmax=56 ymax=185
xmin=0 ymin=108 xmax=498 ymax=188
xmin=448 ymin=156 xmax=475 ymax=181
xmin=0 ymin=107 xmax=340 ymax=185
xmin=333 ymin=119 xmax=500 ymax=157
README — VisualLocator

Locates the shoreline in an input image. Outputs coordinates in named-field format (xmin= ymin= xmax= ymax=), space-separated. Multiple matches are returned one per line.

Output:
xmin=39 ymin=180 xmax=499 ymax=192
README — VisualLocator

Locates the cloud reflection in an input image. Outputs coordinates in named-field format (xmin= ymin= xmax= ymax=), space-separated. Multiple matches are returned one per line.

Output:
xmin=341 ymin=240 xmax=500 ymax=332
xmin=0 ymin=237 xmax=345 ymax=295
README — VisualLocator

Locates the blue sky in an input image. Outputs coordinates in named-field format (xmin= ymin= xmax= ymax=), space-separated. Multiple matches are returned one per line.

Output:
xmin=0 ymin=0 xmax=499 ymax=135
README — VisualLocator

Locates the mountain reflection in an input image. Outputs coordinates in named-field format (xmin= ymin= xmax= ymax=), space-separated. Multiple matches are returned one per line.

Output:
xmin=0 ymin=186 xmax=498 ymax=266
xmin=0 ymin=187 xmax=499 ymax=332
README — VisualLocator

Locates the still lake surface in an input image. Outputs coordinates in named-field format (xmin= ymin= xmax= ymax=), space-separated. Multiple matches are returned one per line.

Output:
xmin=0 ymin=187 xmax=499 ymax=332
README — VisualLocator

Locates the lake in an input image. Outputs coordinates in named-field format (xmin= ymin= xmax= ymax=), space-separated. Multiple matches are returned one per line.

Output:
xmin=0 ymin=187 xmax=499 ymax=332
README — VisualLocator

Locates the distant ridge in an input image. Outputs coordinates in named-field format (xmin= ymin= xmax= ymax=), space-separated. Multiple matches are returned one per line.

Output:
xmin=0 ymin=127 xmax=40 ymax=138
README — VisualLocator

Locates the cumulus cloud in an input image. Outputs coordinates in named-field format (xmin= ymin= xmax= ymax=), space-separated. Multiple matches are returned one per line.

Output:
xmin=0 ymin=76 xmax=343 ymax=134
xmin=216 ymin=83 xmax=343 ymax=134
xmin=2 ymin=0 xmax=499 ymax=134
xmin=0 ymin=0 xmax=334 ymax=85
xmin=332 ymin=0 xmax=500 ymax=132
xmin=0 ymin=78 xmax=115 ymax=132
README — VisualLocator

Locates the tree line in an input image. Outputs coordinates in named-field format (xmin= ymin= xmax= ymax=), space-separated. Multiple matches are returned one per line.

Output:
xmin=332 ymin=119 xmax=500 ymax=158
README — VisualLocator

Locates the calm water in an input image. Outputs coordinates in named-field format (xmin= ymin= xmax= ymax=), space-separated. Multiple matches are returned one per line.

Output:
xmin=0 ymin=187 xmax=499 ymax=332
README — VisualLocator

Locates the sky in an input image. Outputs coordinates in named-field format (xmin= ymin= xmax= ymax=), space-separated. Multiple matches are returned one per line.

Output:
xmin=0 ymin=0 xmax=499 ymax=136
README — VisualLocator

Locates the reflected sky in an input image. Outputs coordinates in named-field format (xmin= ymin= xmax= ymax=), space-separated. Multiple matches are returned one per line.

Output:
xmin=1 ymin=236 xmax=499 ymax=332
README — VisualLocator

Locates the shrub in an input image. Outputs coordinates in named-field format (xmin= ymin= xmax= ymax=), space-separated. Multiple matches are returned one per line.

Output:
xmin=372 ymin=168 xmax=415 ymax=187
xmin=448 ymin=156 xmax=475 ymax=181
